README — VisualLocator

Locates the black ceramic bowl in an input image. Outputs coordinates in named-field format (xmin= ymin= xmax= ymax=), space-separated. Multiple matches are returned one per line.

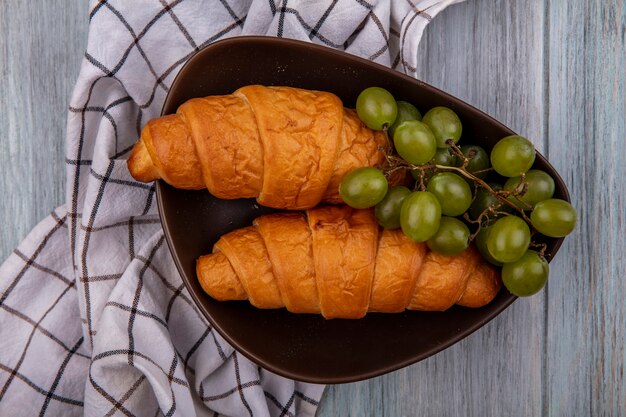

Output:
xmin=156 ymin=37 xmax=570 ymax=384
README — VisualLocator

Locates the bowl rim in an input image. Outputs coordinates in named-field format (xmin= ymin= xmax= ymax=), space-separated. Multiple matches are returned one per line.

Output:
xmin=155 ymin=35 xmax=570 ymax=383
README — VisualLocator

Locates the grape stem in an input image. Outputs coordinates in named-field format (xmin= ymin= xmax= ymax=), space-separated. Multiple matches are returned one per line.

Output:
xmin=383 ymin=140 xmax=534 ymax=225
xmin=463 ymin=207 xmax=513 ymax=241
xmin=383 ymin=139 xmax=534 ymax=228
xmin=431 ymin=164 xmax=534 ymax=224
xmin=529 ymin=242 xmax=548 ymax=257
xmin=415 ymin=170 xmax=427 ymax=191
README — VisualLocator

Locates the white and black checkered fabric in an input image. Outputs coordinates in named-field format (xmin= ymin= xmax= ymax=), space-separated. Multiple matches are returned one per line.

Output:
xmin=0 ymin=0 xmax=464 ymax=416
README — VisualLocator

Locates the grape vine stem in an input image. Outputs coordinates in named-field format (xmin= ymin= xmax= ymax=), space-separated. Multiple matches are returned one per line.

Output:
xmin=382 ymin=140 xmax=535 ymax=226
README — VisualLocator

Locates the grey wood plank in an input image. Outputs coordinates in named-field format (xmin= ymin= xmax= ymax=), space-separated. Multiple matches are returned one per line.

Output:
xmin=545 ymin=0 xmax=625 ymax=415
xmin=318 ymin=0 xmax=548 ymax=415
xmin=0 ymin=1 xmax=88 ymax=262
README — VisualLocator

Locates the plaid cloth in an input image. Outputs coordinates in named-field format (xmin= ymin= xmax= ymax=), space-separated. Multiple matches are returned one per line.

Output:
xmin=0 ymin=0 xmax=463 ymax=416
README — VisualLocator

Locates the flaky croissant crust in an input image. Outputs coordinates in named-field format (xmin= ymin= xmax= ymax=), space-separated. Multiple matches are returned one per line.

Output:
xmin=127 ymin=85 xmax=389 ymax=209
xmin=197 ymin=206 xmax=502 ymax=319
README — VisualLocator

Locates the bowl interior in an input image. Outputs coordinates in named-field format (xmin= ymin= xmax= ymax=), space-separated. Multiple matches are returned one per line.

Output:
xmin=156 ymin=37 xmax=569 ymax=384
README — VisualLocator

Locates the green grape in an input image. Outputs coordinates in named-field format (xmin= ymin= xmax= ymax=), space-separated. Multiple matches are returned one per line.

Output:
xmin=531 ymin=199 xmax=577 ymax=237
xmin=427 ymin=216 xmax=470 ymax=256
xmin=490 ymin=135 xmax=536 ymax=177
xmin=339 ymin=167 xmax=388 ymax=209
xmin=458 ymin=145 xmax=490 ymax=179
xmin=393 ymin=120 xmax=437 ymax=165
xmin=504 ymin=169 xmax=555 ymax=209
xmin=475 ymin=225 xmax=503 ymax=266
xmin=388 ymin=101 xmax=422 ymax=138
xmin=433 ymin=147 xmax=458 ymax=166
xmin=468 ymin=183 xmax=513 ymax=221
xmin=502 ymin=250 xmax=549 ymax=296
xmin=375 ymin=186 xmax=411 ymax=229
xmin=426 ymin=172 xmax=472 ymax=216
xmin=356 ymin=87 xmax=398 ymax=131
xmin=486 ymin=215 xmax=531 ymax=263
xmin=410 ymin=148 xmax=457 ymax=181
xmin=422 ymin=107 xmax=463 ymax=148
xmin=400 ymin=191 xmax=442 ymax=242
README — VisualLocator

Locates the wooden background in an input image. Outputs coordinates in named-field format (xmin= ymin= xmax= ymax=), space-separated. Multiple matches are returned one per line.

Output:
xmin=1 ymin=0 xmax=624 ymax=415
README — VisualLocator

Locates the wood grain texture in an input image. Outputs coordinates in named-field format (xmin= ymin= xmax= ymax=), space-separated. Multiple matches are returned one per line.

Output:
xmin=545 ymin=0 xmax=626 ymax=415
xmin=0 ymin=1 xmax=624 ymax=416
xmin=0 ymin=0 xmax=88 ymax=261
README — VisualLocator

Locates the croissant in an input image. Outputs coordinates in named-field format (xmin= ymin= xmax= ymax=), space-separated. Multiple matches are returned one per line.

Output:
xmin=196 ymin=206 xmax=502 ymax=319
xmin=127 ymin=85 xmax=389 ymax=209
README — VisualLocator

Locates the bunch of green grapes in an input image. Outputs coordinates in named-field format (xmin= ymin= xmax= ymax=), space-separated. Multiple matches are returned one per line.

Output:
xmin=339 ymin=87 xmax=577 ymax=297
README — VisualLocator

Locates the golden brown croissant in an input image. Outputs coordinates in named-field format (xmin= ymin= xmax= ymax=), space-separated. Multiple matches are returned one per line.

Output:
xmin=196 ymin=206 xmax=501 ymax=319
xmin=127 ymin=85 xmax=389 ymax=209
